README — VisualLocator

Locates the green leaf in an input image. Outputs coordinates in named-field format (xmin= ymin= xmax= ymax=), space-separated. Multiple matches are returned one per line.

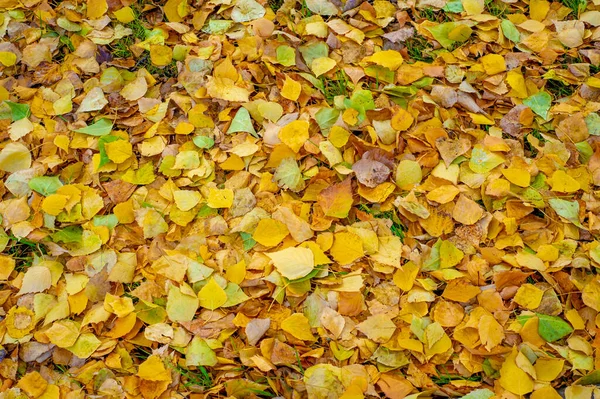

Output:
xmin=98 ymin=135 xmax=122 ymax=168
xmin=193 ymin=136 xmax=215 ymax=149
xmin=426 ymin=22 xmax=458 ymax=49
xmin=343 ymin=90 xmax=375 ymax=122
xmin=462 ymin=389 xmax=494 ymax=399
xmin=537 ymin=313 xmax=573 ymax=342
xmin=575 ymin=370 xmax=600 ymax=386
xmin=230 ymin=0 xmax=265 ymax=23
xmin=305 ymin=0 xmax=338 ymax=15
xmin=469 ymin=146 xmax=505 ymax=173
xmin=29 ymin=176 xmax=63 ymax=196
xmin=585 ymin=112 xmax=600 ymax=136
xmin=73 ymin=118 xmax=114 ymax=136
xmin=121 ymin=162 xmax=156 ymax=185
xmin=51 ymin=225 xmax=83 ymax=244
xmin=501 ymin=20 xmax=520 ymax=43
xmin=523 ymin=91 xmax=552 ymax=119
xmin=548 ymin=198 xmax=582 ymax=227
xmin=273 ymin=157 xmax=305 ymax=192
xmin=5 ymin=101 xmax=30 ymax=121
xmin=240 ymin=232 xmax=257 ymax=251
xmin=443 ymin=0 xmax=464 ymax=12
xmin=299 ymin=42 xmax=329 ymax=68
xmin=227 ymin=107 xmax=257 ymax=136
xmin=93 ymin=214 xmax=119 ymax=229
xmin=276 ymin=45 xmax=296 ymax=67
xmin=315 ymin=108 xmax=340 ymax=135
xmin=421 ymin=239 xmax=441 ymax=271
xmin=575 ymin=141 xmax=593 ymax=163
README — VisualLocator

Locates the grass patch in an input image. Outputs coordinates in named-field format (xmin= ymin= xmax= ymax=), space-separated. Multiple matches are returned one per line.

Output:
xmin=485 ymin=0 xmax=507 ymax=17
xmin=109 ymin=36 xmax=134 ymax=59
xmin=174 ymin=365 xmax=213 ymax=389
xmin=319 ymin=70 xmax=350 ymax=104
xmin=130 ymin=51 xmax=179 ymax=78
xmin=416 ymin=8 xmax=451 ymax=22
xmin=108 ymin=5 xmax=148 ymax=60
xmin=298 ymin=0 xmax=313 ymax=18
xmin=524 ymin=129 xmax=546 ymax=157
xmin=131 ymin=346 xmax=152 ymax=360
xmin=269 ymin=0 xmax=284 ymax=12
xmin=358 ymin=204 xmax=406 ymax=241
xmin=6 ymin=236 xmax=47 ymax=272
xmin=545 ymin=79 xmax=575 ymax=99
xmin=404 ymin=34 xmax=434 ymax=63
xmin=432 ymin=370 xmax=482 ymax=385
xmin=559 ymin=0 xmax=586 ymax=17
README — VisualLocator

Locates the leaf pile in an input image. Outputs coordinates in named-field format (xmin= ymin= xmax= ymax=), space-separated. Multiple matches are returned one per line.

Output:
xmin=1 ymin=0 xmax=600 ymax=397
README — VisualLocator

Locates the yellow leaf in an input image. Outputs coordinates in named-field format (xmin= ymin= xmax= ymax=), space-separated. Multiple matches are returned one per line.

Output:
xmin=138 ymin=355 xmax=172 ymax=382
xmin=87 ymin=0 xmax=108 ymax=19
xmin=330 ymin=231 xmax=364 ymax=265
xmin=530 ymin=386 xmax=562 ymax=399
xmin=104 ymin=293 xmax=135 ymax=317
xmin=38 ymin=385 xmax=60 ymax=399
xmin=357 ymin=313 xmax=397 ymax=343
xmin=534 ymin=358 xmax=564 ymax=382
xmin=45 ymin=320 xmax=80 ymax=348
xmin=150 ymin=45 xmax=173 ymax=66
xmin=479 ymin=314 xmax=505 ymax=350
xmin=440 ymin=240 xmax=464 ymax=268
xmin=167 ymin=284 xmax=199 ymax=322
xmin=198 ymin=278 xmax=228 ymax=310
xmin=113 ymin=6 xmax=135 ymax=23
xmin=513 ymin=284 xmax=544 ymax=309
xmin=462 ymin=0 xmax=484 ymax=15
xmin=363 ymin=50 xmax=403 ymax=70
xmin=506 ymin=69 xmax=528 ymax=98
xmin=391 ymin=108 xmax=414 ymax=131
xmin=279 ymin=120 xmax=309 ymax=153
xmin=536 ymin=244 xmax=559 ymax=261
xmin=281 ymin=76 xmax=301 ymax=101
xmin=550 ymin=169 xmax=580 ymax=193
xmin=226 ymin=260 xmax=246 ymax=284
xmin=205 ymin=77 xmax=251 ymax=102
xmin=329 ymin=126 xmax=350 ymax=147
xmin=105 ymin=140 xmax=133 ymax=164
xmin=426 ymin=185 xmax=460 ymax=204
xmin=17 ymin=371 xmax=48 ymax=398
xmin=395 ymin=160 xmax=422 ymax=190
xmin=173 ymin=190 xmax=202 ymax=211
xmin=468 ymin=113 xmax=494 ymax=125
xmin=502 ymin=167 xmax=530 ymax=187
xmin=500 ymin=347 xmax=534 ymax=395
xmin=565 ymin=309 xmax=585 ymax=330
xmin=267 ymin=247 xmax=314 ymax=280
xmin=311 ymin=57 xmax=337 ymax=77
xmin=281 ymin=313 xmax=316 ymax=341
xmin=42 ymin=194 xmax=67 ymax=216
xmin=252 ymin=218 xmax=289 ymax=247
xmin=0 ymin=51 xmax=16 ymax=66
xmin=452 ymin=194 xmax=483 ymax=225
xmin=164 ymin=0 xmax=188 ymax=22
xmin=207 ymin=188 xmax=234 ymax=208
xmin=515 ymin=250 xmax=546 ymax=271
xmin=120 ymin=76 xmax=148 ymax=101
xmin=480 ymin=54 xmax=506 ymax=75
xmin=0 ymin=255 xmax=15 ymax=280
xmin=530 ymin=0 xmax=550 ymax=21
xmin=0 ymin=142 xmax=32 ymax=172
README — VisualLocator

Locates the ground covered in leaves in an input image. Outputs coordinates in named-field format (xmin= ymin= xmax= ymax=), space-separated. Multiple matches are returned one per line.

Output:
xmin=2 ymin=0 xmax=600 ymax=397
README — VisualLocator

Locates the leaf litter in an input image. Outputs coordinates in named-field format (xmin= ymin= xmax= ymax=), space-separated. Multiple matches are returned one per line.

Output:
xmin=0 ymin=0 xmax=600 ymax=397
